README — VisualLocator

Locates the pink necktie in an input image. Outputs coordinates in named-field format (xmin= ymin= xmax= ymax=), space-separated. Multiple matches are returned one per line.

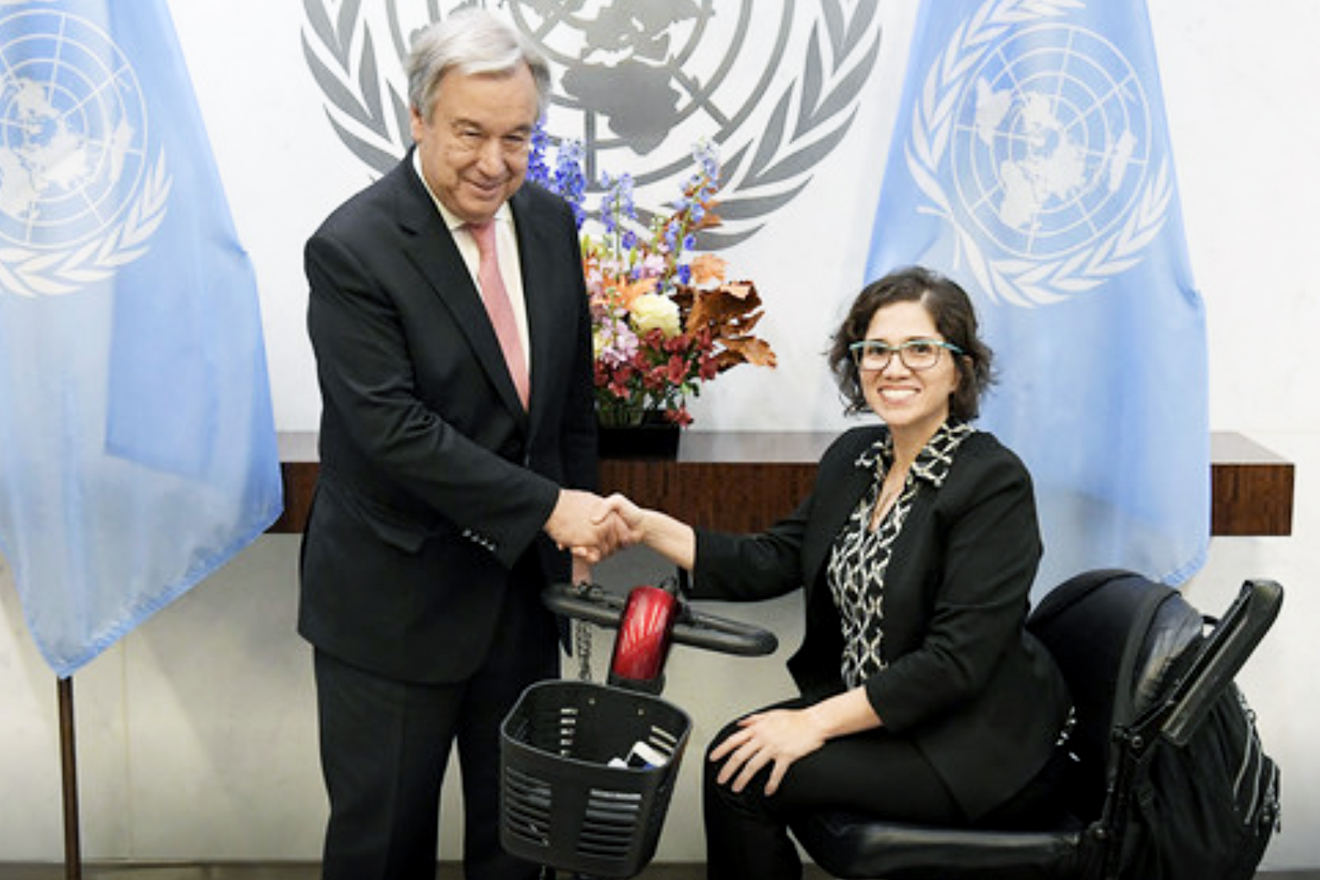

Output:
xmin=468 ymin=221 xmax=529 ymax=408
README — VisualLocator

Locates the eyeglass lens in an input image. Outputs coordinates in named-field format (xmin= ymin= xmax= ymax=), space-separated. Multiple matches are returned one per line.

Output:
xmin=853 ymin=341 xmax=946 ymax=371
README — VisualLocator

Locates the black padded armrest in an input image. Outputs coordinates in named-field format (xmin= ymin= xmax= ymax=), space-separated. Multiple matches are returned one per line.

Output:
xmin=1159 ymin=579 xmax=1282 ymax=746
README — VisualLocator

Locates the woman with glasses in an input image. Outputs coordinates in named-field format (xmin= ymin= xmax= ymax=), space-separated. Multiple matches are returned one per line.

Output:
xmin=596 ymin=266 xmax=1072 ymax=880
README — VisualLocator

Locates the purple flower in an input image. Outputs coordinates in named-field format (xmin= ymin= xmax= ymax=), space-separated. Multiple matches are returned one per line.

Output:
xmin=549 ymin=139 xmax=587 ymax=225
xmin=526 ymin=124 xmax=552 ymax=188
xmin=600 ymin=172 xmax=637 ymax=235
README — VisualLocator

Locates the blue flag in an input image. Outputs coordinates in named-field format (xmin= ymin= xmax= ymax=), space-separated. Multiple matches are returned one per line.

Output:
xmin=867 ymin=0 xmax=1208 ymax=590
xmin=0 ymin=1 xmax=283 ymax=677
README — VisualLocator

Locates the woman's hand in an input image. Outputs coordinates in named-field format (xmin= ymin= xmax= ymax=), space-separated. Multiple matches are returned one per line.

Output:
xmin=596 ymin=492 xmax=646 ymax=540
xmin=585 ymin=493 xmax=698 ymax=571
xmin=568 ymin=493 xmax=643 ymax=562
xmin=708 ymin=708 xmax=828 ymax=797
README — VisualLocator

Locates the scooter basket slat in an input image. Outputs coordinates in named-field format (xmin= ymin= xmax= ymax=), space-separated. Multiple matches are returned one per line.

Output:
xmin=500 ymin=680 xmax=691 ymax=879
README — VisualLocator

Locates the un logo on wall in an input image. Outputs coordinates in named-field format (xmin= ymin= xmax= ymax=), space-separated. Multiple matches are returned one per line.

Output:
xmin=303 ymin=0 xmax=882 ymax=247
xmin=906 ymin=0 xmax=1172 ymax=307
xmin=0 ymin=8 xmax=169 ymax=298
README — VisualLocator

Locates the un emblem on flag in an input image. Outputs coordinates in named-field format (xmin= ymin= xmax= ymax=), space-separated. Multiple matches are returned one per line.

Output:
xmin=0 ymin=8 xmax=169 ymax=298
xmin=908 ymin=0 xmax=1172 ymax=307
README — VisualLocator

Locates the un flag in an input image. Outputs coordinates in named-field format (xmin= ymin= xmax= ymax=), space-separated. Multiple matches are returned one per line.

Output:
xmin=867 ymin=0 xmax=1208 ymax=590
xmin=0 ymin=1 xmax=282 ymax=676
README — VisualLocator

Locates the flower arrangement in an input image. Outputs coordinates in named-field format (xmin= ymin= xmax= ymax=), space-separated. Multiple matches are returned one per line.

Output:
xmin=528 ymin=135 xmax=776 ymax=427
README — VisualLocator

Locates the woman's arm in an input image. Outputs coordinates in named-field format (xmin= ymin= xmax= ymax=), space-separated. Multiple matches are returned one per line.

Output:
xmin=591 ymin=493 xmax=808 ymax=603
xmin=590 ymin=493 xmax=696 ymax=569
xmin=593 ymin=483 xmax=877 ymax=794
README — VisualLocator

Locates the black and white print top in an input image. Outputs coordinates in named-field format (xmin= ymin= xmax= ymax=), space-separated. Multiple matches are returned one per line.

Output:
xmin=825 ymin=420 xmax=974 ymax=688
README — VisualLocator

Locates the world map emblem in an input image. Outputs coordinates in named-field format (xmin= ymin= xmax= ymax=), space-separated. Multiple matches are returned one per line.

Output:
xmin=0 ymin=8 xmax=170 ymax=298
xmin=906 ymin=0 xmax=1172 ymax=307
xmin=302 ymin=0 xmax=882 ymax=247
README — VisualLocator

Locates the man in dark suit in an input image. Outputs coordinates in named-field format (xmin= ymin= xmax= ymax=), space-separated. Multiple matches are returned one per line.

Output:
xmin=300 ymin=10 xmax=619 ymax=879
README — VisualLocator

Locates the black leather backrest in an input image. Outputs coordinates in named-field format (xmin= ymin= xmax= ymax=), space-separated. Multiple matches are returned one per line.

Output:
xmin=1129 ymin=591 xmax=1204 ymax=715
xmin=1027 ymin=569 xmax=1182 ymax=820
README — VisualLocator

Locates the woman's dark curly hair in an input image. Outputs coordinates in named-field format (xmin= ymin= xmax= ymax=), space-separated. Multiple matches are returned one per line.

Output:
xmin=828 ymin=266 xmax=995 ymax=421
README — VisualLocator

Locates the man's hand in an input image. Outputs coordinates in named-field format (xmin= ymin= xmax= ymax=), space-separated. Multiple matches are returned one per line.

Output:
xmin=545 ymin=489 xmax=632 ymax=563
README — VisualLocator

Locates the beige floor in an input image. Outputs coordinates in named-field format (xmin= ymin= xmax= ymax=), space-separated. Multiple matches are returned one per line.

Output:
xmin=0 ymin=864 xmax=773 ymax=880
xmin=0 ymin=864 xmax=1314 ymax=880
xmin=0 ymin=864 xmax=831 ymax=880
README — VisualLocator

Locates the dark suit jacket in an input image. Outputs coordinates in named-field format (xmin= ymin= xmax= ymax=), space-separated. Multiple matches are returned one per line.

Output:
xmin=299 ymin=153 xmax=596 ymax=684
xmin=693 ymin=425 xmax=1070 ymax=820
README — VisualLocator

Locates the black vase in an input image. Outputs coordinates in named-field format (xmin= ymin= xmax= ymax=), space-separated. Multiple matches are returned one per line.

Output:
xmin=597 ymin=411 xmax=681 ymax=459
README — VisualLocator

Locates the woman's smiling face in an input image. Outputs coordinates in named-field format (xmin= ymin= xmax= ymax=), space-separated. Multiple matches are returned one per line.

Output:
xmin=859 ymin=299 xmax=960 ymax=441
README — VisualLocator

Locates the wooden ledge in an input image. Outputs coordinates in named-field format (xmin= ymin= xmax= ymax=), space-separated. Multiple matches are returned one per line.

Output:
xmin=1210 ymin=432 xmax=1295 ymax=536
xmin=269 ymin=431 xmax=1293 ymax=537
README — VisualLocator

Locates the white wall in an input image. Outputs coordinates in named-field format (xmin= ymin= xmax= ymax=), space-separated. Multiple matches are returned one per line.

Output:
xmin=1 ymin=0 xmax=1317 ymax=869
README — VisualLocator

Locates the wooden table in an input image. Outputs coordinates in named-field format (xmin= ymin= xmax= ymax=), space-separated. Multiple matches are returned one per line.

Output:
xmin=269 ymin=431 xmax=1293 ymax=537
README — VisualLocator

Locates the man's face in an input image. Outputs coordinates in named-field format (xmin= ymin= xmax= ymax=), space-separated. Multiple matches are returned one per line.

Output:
xmin=410 ymin=63 xmax=539 ymax=225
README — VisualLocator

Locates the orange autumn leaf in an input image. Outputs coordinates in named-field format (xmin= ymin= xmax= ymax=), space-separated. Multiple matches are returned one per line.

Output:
xmin=685 ymin=282 xmax=764 ymax=331
xmin=720 ymin=336 xmax=778 ymax=369
xmin=617 ymin=275 xmax=658 ymax=309
xmin=689 ymin=253 xmax=728 ymax=286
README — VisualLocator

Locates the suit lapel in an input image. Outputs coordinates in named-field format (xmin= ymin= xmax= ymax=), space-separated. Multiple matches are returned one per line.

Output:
xmin=804 ymin=432 xmax=881 ymax=581
xmin=393 ymin=161 xmax=529 ymax=426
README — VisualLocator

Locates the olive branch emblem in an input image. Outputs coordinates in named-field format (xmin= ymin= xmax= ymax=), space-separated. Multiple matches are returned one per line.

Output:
xmin=0 ymin=151 xmax=171 ymax=298
xmin=301 ymin=0 xmax=410 ymax=176
xmin=711 ymin=0 xmax=882 ymax=246
xmin=300 ymin=0 xmax=882 ymax=247
xmin=905 ymin=0 xmax=1171 ymax=307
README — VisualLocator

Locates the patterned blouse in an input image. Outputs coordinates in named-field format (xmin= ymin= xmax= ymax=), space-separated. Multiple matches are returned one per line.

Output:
xmin=826 ymin=420 xmax=974 ymax=688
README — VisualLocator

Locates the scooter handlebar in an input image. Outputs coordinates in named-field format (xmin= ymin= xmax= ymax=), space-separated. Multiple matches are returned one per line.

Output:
xmin=543 ymin=582 xmax=777 ymax=657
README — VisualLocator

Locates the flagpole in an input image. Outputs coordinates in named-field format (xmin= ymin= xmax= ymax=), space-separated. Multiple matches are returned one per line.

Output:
xmin=57 ymin=677 xmax=83 ymax=880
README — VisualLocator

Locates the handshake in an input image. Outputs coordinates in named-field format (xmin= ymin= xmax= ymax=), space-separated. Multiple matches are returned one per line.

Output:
xmin=546 ymin=489 xmax=645 ymax=564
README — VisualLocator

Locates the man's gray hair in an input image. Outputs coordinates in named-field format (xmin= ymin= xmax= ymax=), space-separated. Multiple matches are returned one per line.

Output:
xmin=406 ymin=8 xmax=551 ymax=121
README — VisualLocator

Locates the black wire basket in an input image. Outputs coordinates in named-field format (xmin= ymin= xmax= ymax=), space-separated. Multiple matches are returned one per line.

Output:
xmin=500 ymin=679 xmax=692 ymax=879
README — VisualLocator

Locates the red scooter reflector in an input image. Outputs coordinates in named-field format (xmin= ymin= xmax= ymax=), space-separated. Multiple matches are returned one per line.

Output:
xmin=608 ymin=585 xmax=678 ymax=692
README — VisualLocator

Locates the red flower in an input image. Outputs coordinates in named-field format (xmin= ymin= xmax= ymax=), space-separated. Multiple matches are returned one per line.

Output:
xmin=699 ymin=355 xmax=719 ymax=382
xmin=665 ymin=354 xmax=688 ymax=385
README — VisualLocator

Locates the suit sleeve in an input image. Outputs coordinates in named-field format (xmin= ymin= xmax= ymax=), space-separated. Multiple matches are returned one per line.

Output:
xmin=691 ymin=499 xmax=811 ymax=602
xmin=690 ymin=428 xmax=877 ymax=603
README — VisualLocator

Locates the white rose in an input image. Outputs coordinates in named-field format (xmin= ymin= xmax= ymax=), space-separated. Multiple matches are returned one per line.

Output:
xmin=629 ymin=293 xmax=681 ymax=338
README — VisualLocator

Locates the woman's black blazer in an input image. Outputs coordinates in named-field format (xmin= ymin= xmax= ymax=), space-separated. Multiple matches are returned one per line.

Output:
xmin=693 ymin=424 xmax=1071 ymax=820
